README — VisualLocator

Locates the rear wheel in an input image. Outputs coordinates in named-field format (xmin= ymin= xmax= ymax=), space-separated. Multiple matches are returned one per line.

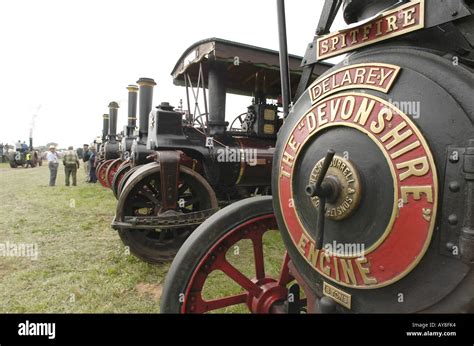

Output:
xmin=160 ymin=196 xmax=293 ymax=313
xmin=115 ymin=162 xmax=218 ymax=263
xmin=105 ymin=158 xmax=123 ymax=188
xmin=112 ymin=161 xmax=131 ymax=199
xmin=97 ymin=159 xmax=113 ymax=188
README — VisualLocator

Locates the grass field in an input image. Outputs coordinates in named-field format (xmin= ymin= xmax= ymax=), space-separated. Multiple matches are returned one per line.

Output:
xmin=0 ymin=161 xmax=285 ymax=313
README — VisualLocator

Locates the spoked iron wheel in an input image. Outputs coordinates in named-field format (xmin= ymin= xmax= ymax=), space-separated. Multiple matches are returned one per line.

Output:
xmin=105 ymin=158 xmax=123 ymax=189
xmin=161 ymin=196 xmax=295 ymax=313
xmin=95 ymin=160 xmax=105 ymax=179
xmin=97 ymin=159 xmax=114 ymax=188
xmin=117 ymin=165 xmax=140 ymax=197
xmin=115 ymin=162 xmax=218 ymax=264
xmin=112 ymin=160 xmax=131 ymax=199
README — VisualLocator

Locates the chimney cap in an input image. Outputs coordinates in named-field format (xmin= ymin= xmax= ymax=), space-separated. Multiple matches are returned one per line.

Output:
xmin=108 ymin=101 xmax=120 ymax=109
xmin=137 ymin=77 xmax=156 ymax=87
xmin=127 ymin=84 xmax=139 ymax=92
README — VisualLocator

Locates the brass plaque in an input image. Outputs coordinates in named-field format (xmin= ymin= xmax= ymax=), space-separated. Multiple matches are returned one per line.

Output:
xmin=323 ymin=282 xmax=351 ymax=309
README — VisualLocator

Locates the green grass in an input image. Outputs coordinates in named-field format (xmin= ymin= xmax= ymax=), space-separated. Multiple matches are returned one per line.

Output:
xmin=0 ymin=162 xmax=286 ymax=313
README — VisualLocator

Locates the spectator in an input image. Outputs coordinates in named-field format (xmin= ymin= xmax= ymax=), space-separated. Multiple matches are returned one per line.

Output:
xmin=47 ymin=146 xmax=60 ymax=186
xmin=25 ymin=152 xmax=32 ymax=168
xmin=63 ymin=146 xmax=80 ymax=186
xmin=88 ymin=146 xmax=97 ymax=183
xmin=82 ymin=144 xmax=91 ymax=182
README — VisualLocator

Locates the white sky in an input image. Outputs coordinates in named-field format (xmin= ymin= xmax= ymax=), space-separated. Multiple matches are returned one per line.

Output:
xmin=0 ymin=0 xmax=345 ymax=149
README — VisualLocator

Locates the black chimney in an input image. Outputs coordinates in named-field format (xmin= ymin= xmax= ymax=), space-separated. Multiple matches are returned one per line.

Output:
xmin=102 ymin=114 xmax=109 ymax=142
xmin=137 ymin=77 xmax=156 ymax=140
xmin=127 ymin=85 xmax=139 ymax=133
xmin=108 ymin=102 xmax=119 ymax=141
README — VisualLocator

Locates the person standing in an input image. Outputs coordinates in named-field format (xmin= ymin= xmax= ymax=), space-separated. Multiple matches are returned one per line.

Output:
xmin=88 ymin=146 xmax=98 ymax=183
xmin=25 ymin=152 xmax=32 ymax=168
xmin=63 ymin=146 xmax=80 ymax=186
xmin=82 ymin=144 xmax=91 ymax=182
xmin=47 ymin=145 xmax=60 ymax=186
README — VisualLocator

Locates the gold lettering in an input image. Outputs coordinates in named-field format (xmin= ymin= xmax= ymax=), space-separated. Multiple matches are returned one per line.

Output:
xmin=370 ymin=107 xmax=393 ymax=134
xmin=355 ymin=257 xmax=377 ymax=285
xmin=341 ymin=96 xmax=356 ymax=120
xmin=306 ymin=112 xmax=317 ymax=132
xmin=353 ymin=68 xmax=366 ymax=84
xmin=308 ymin=242 xmax=320 ymax=267
xmin=297 ymin=234 xmax=309 ymax=255
xmin=282 ymin=151 xmax=295 ymax=168
xmin=401 ymin=185 xmax=434 ymax=203
xmin=349 ymin=29 xmax=358 ymax=44
xmin=403 ymin=7 xmax=416 ymax=27
xmin=331 ymin=35 xmax=340 ymax=51
xmin=366 ymin=68 xmax=378 ymax=85
xmin=317 ymin=104 xmax=328 ymax=126
xmin=280 ymin=167 xmax=291 ymax=179
xmin=319 ymin=251 xmax=331 ymax=275
xmin=340 ymin=258 xmax=357 ymax=285
xmin=390 ymin=140 xmax=420 ymax=159
xmin=330 ymin=99 xmax=341 ymax=121
xmin=354 ymin=98 xmax=376 ymax=126
xmin=321 ymin=40 xmax=329 ymax=54
xmin=341 ymin=70 xmax=352 ymax=85
xmin=396 ymin=156 xmax=430 ymax=181
xmin=381 ymin=122 xmax=413 ymax=150
xmin=288 ymin=135 xmax=300 ymax=152
xmin=379 ymin=68 xmax=394 ymax=85
xmin=333 ymin=257 xmax=340 ymax=282
xmin=375 ymin=19 xmax=383 ymax=36
xmin=362 ymin=24 xmax=372 ymax=41
xmin=386 ymin=14 xmax=399 ymax=33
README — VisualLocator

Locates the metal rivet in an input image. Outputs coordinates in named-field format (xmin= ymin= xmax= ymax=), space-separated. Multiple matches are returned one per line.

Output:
xmin=446 ymin=242 xmax=455 ymax=250
xmin=449 ymin=181 xmax=460 ymax=192
xmin=448 ymin=214 xmax=458 ymax=225
xmin=452 ymin=11 xmax=458 ymax=16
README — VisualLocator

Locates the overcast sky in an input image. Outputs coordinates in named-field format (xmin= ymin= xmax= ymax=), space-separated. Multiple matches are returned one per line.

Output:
xmin=0 ymin=0 xmax=345 ymax=149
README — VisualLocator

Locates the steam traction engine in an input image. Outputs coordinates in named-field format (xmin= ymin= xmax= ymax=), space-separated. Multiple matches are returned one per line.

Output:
xmin=110 ymin=39 xmax=331 ymax=264
xmin=160 ymin=0 xmax=474 ymax=313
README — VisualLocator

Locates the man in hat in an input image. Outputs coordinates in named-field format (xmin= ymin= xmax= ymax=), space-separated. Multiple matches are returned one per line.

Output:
xmin=63 ymin=146 xmax=80 ymax=186
xmin=46 ymin=145 xmax=60 ymax=186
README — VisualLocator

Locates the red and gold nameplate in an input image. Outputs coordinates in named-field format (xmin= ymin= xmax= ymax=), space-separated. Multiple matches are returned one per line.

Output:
xmin=309 ymin=63 xmax=400 ymax=104
xmin=278 ymin=92 xmax=437 ymax=289
xmin=317 ymin=0 xmax=425 ymax=60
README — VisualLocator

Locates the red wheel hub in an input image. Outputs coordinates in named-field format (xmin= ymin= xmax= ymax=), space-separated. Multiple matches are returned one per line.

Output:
xmin=106 ymin=158 xmax=123 ymax=188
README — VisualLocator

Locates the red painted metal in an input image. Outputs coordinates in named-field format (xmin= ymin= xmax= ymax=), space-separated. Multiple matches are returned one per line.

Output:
xmin=97 ymin=159 xmax=113 ymax=188
xmin=181 ymin=214 xmax=292 ymax=313
xmin=106 ymin=158 xmax=123 ymax=188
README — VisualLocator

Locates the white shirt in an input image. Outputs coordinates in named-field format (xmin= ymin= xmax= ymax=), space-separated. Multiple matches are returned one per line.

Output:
xmin=47 ymin=151 xmax=59 ymax=164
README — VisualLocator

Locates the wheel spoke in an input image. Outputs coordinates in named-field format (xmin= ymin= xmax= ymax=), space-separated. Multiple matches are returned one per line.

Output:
xmin=201 ymin=293 xmax=248 ymax=312
xmin=140 ymin=189 xmax=160 ymax=205
xmin=219 ymin=261 xmax=262 ymax=295
xmin=251 ymin=234 xmax=265 ymax=280
xmin=277 ymin=252 xmax=293 ymax=286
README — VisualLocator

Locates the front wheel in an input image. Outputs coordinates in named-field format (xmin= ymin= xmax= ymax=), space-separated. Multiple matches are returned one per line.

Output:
xmin=160 ymin=196 xmax=293 ymax=313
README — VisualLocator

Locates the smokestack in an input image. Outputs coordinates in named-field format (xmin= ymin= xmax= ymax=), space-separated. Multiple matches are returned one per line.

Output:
xmin=108 ymin=102 xmax=119 ymax=141
xmin=102 ymin=114 xmax=109 ymax=141
xmin=137 ymin=77 xmax=156 ymax=139
xmin=208 ymin=59 xmax=228 ymax=135
xmin=127 ymin=85 xmax=139 ymax=129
